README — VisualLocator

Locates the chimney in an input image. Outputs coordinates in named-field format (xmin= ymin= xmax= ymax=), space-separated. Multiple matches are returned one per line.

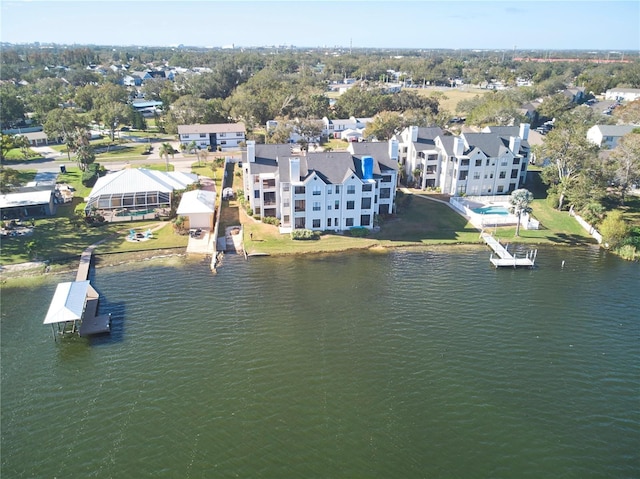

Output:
xmin=388 ymin=139 xmax=399 ymax=161
xmin=509 ymin=136 xmax=521 ymax=155
xmin=519 ymin=123 xmax=530 ymax=141
xmin=410 ymin=125 xmax=418 ymax=142
xmin=247 ymin=140 xmax=256 ymax=163
xmin=289 ymin=157 xmax=300 ymax=182
xmin=453 ymin=136 xmax=464 ymax=157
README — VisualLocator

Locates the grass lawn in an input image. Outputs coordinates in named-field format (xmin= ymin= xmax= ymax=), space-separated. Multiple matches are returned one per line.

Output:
xmin=235 ymin=189 xmax=599 ymax=257
xmin=1 ymin=166 xmax=187 ymax=267
xmin=415 ymin=87 xmax=489 ymax=115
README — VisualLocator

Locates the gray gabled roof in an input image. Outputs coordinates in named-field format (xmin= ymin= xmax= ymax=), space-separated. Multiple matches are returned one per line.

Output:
xmin=349 ymin=142 xmax=398 ymax=172
xmin=306 ymin=152 xmax=356 ymax=184
xmin=416 ymin=127 xmax=444 ymax=145
xmin=462 ymin=133 xmax=511 ymax=158
xmin=593 ymin=124 xmax=637 ymax=137
xmin=482 ymin=126 xmax=530 ymax=149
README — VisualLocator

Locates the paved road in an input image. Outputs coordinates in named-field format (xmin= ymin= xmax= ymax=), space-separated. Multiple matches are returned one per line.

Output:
xmin=7 ymin=141 xmax=198 ymax=174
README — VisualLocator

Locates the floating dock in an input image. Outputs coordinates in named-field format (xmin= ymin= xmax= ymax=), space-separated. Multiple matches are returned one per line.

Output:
xmin=481 ymin=232 xmax=537 ymax=268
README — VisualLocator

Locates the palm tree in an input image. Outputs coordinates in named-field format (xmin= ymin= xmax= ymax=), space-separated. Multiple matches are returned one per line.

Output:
xmin=508 ymin=188 xmax=534 ymax=237
xmin=159 ymin=143 xmax=174 ymax=171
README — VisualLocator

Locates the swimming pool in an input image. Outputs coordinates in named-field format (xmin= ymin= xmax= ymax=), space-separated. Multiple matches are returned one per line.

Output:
xmin=472 ymin=205 xmax=510 ymax=215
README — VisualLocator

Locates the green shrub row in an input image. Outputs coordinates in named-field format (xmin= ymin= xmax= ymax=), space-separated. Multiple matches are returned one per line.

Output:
xmin=291 ymin=229 xmax=319 ymax=240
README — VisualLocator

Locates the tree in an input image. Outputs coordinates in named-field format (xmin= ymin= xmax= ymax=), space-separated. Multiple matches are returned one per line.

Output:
xmin=536 ymin=93 xmax=574 ymax=121
xmin=159 ymin=143 xmax=174 ymax=171
xmin=606 ymin=132 xmax=640 ymax=206
xmin=0 ymin=166 xmax=21 ymax=193
xmin=1 ymin=134 xmax=15 ymax=162
xmin=599 ymin=210 xmax=628 ymax=248
xmin=508 ymin=188 xmax=534 ymax=236
xmin=613 ymin=99 xmax=640 ymax=124
xmin=98 ymin=102 xmax=131 ymax=142
xmin=43 ymin=108 xmax=84 ymax=162
xmin=74 ymin=129 xmax=95 ymax=170
xmin=540 ymin=121 xmax=598 ymax=211
xmin=0 ymin=84 xmax=26 ymax=129
xmin=364 ymin=111 xmax=403 ymax=140
xmin=13 ymin=135 xmax=31 ymax=160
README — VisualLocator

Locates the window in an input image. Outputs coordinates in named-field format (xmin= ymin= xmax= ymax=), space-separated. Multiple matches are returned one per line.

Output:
xmin=219 ymin=133 xmax=226 ymax=137
xmin=499 ymin=171 xmax=506 ymax=179
xmin=313 ymin=202 xmax=321 ymax=211
xmin=501 ymin=159 xmax=508 ymax=166
xmin=513 ymin=158 xmax=520 ymax=165
xmin=497 ymin=185 xmax=504 ymax=193
xmin=475 ymin=159 xmax=482 ymax=167
xmin=361 ymin=197 xmax=371 ymax=209
xmin=283 ymin=199 xmax=290 ymax=208
xmin=347 ymin=201 xmax=355 ymax=210
xmin=327 ymin=218 xmax=332 ymax=227
xmin=362 ymin=184 xmax=373 ymax=192
xmin=327 ymin=187 xmax=332 ymax=194
xmin=486 ymin=159 xmax=490 ymax=166
xmin=283 ymin=184 xmax=290 ymax=192
xmin=295 ymin=200 xmax=305 ymax=212
xmin=220 ymin=140 xmax=227 ymax=145
xmin=335 ymin=185 xmax=340 ymax=194
xmin=346 ymin=218 xmax=354 ymax=227
xmin=511 ymin=169 xmax=519 ymax=179
xmin=283 ymin=215 xmax=290 ymax=223
xmin=461 ymin=159 xmax=469 ymax=166
xmin=312 ymin=219 xmax=321 ymax=228
xmin=360 ymin=215 xmax=371 ymax=226
xmin=382 ymin=175 xmax=392 ymax=183
xmin=313 ymin=186 xmax=321 ymax=195
xmin=473 ymin=172 xmax=480 ymax=180
xmin=380 ymin=188 xmax=391 ymax=199
xmin=294 ymin=186 xmax=305 ymax=194
xmin=459 ymin=171 xmax=468 ymax=180
xmin=347 ymin=185 xmax=356 ymax=194
xmin=199 ymin=133 xmax=206 ymax=138
xmin=254 ymin=190 xmax=260 ymax=199
xmin=335 ymin=200 xmax=339 ymax=209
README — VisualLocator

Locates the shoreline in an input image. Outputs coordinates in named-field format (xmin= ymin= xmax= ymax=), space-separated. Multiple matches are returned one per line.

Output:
xmin=1 ymin=239 xmax=592 ymax=285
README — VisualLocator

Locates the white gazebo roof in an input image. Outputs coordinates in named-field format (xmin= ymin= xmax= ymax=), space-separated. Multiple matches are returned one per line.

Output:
xmin=176 ymin=189 xmax=216 ymax=215
xmin=0 ymin=189 xmax=52 ymax=209
xmin=87 ymin=168 xmax=197 ymax=199
xmin=43 ymin=281 xmax=97 ymax=325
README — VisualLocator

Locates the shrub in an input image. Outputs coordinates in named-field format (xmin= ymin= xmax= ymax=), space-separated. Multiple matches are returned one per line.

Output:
xmin=81 ymin=164 xmax=100 ymax=186
xmin=262 ymin=216 xmax=280 ymax=226
xmin=545 ymin=191 xmax=559 ymax=209
xmin=291 ymin=229 xmax=319 ymax=240
xmin=349 ymin=226 xmax=369 ymax=237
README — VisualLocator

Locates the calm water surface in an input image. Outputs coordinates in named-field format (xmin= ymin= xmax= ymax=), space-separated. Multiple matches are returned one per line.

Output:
xmin=1 ymin=246 xmax=638 ymax=478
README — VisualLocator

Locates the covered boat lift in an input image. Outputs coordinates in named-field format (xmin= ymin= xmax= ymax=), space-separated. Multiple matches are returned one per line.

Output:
xmin=43 ymin=280 xmax=111 ymax=339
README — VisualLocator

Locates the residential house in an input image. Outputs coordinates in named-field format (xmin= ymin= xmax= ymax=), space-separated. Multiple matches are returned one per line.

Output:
xmin=605 ymin=87 xmax=640 ymax=102
xmin=178 ymin=123 xmax=246 ymax=151
xmin=242 ymin=139 xmax=398 ymax=232
xmin=587 ymin=124 xmax=637 ymax=148
xmin=17 ymin=131 xmax=48 ymax=146
xmin=397 ymin=123 xmax=531 ymax=196
xmin=322 ymin=116 xmax=373 ymax=139
xmin=562 ymin=87 xmax=586 ymax=103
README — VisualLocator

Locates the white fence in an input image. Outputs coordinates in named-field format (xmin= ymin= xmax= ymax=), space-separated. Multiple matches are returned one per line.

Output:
xmin=571 ymin=211 xmax=603 ymax=244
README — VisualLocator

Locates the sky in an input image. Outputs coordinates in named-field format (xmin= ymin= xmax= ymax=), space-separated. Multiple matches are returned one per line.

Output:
xmin=1 ymin=0 xmax=639 ymax=51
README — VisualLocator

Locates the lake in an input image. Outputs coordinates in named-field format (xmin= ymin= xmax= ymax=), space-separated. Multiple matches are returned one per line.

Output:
xmin=1 ymin=245 xmax=638 ymax=478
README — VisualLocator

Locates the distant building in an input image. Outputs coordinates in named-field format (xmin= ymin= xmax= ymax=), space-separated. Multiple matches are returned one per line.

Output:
xmin=322 ymin=116 xmax=373 ymax=138
xmin=605 ymin=88 xmax=640 ymax=102
xmin=178 ymin=123 xmax=246 ymax=151
xmin=587 ymin=124 xmax=637 ymax=148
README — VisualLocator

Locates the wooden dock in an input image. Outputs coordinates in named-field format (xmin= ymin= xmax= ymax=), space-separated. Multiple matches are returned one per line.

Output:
xmin=481 ymin=232 xmax=537 ymax=268
xmin=78 ymin=298 xmax=111 ymax=336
